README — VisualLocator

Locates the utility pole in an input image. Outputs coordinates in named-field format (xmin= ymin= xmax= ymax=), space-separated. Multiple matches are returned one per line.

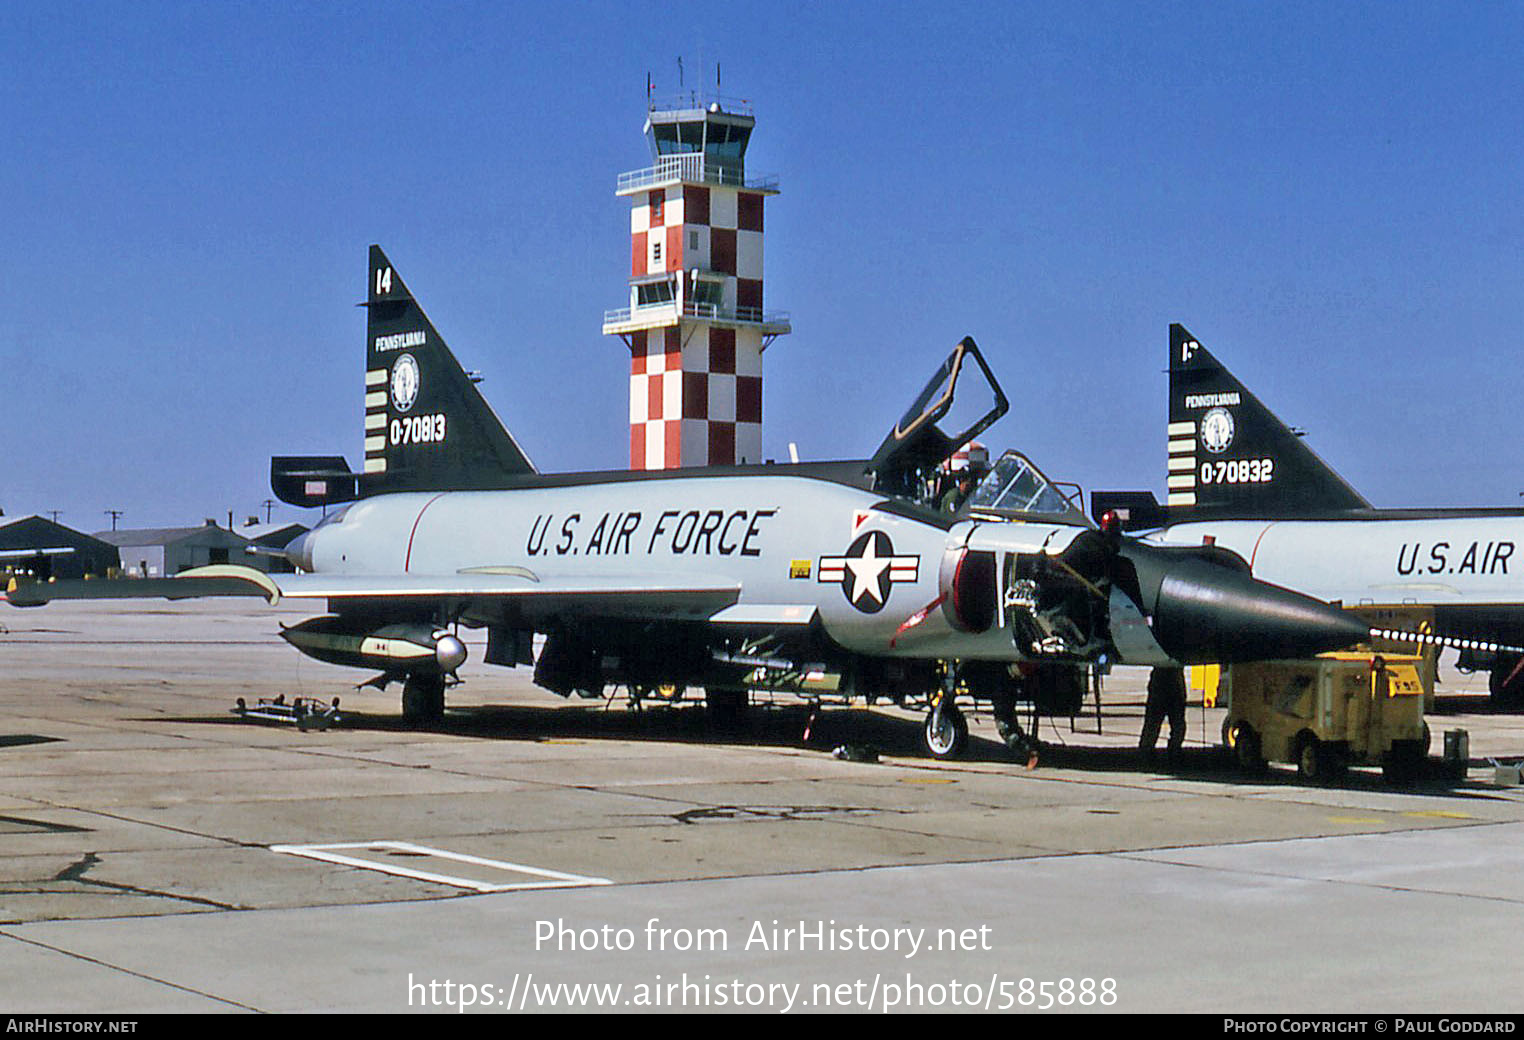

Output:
xmin=104 ymin=509 xmax=123 ymax=531
xmin=262 ymin=499 xmax=276 ymax=523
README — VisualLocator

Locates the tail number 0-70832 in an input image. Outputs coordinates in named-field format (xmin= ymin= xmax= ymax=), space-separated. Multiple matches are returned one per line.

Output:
xmin=390 ymin=413 xmax=446 ymax=446
xmin=1200 ymin=458 xmax=1274 ymax=485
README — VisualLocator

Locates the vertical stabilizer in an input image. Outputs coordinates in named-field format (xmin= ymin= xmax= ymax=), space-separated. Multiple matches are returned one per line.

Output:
xmin=1168 ymin=324 xmax=1368 ymax=517
xmin=363 ymin=246 xmax=536 ymax=491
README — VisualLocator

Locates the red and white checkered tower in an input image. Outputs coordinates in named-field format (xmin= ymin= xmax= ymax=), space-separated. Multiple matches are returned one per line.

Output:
xmin=603 ymin=90 xmax=790 ymax=469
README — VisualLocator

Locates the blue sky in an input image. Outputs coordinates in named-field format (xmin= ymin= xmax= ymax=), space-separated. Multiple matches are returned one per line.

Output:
xmin=3 ymin=1 xmax=1520 ymax=529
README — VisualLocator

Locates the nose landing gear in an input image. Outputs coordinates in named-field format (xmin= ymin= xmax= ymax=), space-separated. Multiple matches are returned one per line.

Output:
xmin=923 ymin=692 xmax=968 ymax=759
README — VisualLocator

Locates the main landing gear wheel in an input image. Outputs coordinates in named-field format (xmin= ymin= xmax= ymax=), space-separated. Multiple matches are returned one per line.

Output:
xmin=402 ymin=675 xmax=445 ymax=722
xmin=705 ymin=688 xmax=748 ymax=729
xmin=923 ymin=701 xmax=968 ymax=759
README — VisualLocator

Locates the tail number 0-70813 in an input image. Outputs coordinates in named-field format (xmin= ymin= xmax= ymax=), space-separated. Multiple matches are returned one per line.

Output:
xmin=390 ymin=413 xmax=446 ymax=446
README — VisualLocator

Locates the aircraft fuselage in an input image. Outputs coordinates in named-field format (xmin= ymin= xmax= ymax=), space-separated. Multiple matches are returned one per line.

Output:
xmin=1154 ymin=517 xmax=1524 ymax=636
xmin=296 ymin=474 xmax=1117 ymax=664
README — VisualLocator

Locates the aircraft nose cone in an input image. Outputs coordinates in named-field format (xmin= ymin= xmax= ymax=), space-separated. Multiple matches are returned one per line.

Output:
xmin=1149 ymin=557 xmax=1370 ymax=664
xmin=283 ymin=531 xmax=313 ymax=572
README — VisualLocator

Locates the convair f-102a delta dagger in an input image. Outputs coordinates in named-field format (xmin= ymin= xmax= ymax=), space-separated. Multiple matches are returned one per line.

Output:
xmin=8 ymin=249 xmax=1412 ymax=759
xmin=1094 ymin=324 xmax=1524 ymax=705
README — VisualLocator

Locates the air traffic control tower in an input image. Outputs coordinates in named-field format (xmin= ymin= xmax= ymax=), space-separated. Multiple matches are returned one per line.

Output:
xmin=603 ymin=92 xmax=790 ymax=469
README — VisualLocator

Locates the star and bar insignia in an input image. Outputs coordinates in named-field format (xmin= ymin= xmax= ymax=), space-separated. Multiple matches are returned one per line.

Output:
xmin=818 ymin=530 xmax=919 ymax=613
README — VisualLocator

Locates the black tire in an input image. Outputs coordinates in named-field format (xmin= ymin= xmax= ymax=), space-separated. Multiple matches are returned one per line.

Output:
xmin=1295 ymin=731 xmax=1328 ymax=783
xmin=402 ymin=675 xmax=445 ymax=722
xmin=1219 ymin=717 xmax=1240 ymax=765
xmin=1384 ymin=741 xmax=1426 ymax=784
xmin=924 ymin=702 xmax=969 ymax=759
xmin=1234 ymin=722 xmax=1266 ymax=774
xmin=705 ymin=688 xmax=748 ymax=728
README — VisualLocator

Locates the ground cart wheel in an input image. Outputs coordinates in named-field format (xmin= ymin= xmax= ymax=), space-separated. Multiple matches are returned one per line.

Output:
xmin=1295 ymin=731 xmax=1327 ymax=782
xmin=1383 ymin=741 xmax=1426 ymax=785
xmin=1233 ymin=722 xmax=1265 ymax=774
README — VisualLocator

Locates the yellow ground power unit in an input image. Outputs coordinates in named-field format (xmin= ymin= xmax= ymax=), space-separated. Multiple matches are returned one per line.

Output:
xmin=1221 ymin=652 xmax=1429 ymax=783
xmin=1193 ymin=605 xmax=1439 ymax=711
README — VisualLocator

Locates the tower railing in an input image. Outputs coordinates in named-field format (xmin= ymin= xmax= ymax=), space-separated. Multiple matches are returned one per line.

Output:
xmin=647 ymin=91 xmax=754 ymax=116
xmin=602 ymin=300 xmax=791 ymax=330
xmin=683 ymin=301 xmax=791 ymax=326
xmin=617 ymin=155 xmax=779 ymax=194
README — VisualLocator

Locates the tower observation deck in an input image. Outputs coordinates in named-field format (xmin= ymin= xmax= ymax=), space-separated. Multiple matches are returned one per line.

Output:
xmin=603 ymin=92 xmax=791 ymax=469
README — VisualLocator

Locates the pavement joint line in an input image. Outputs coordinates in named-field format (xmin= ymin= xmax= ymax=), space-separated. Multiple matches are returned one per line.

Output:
xmin=4 ymin=737 xmax=1512 ymax=824
xmin=890 ymin=755 xmax=1518 ymax=815
xmin=824 ymin=809 xmax=1509 ymax=861
xmin=5 ymin=784 xmax=756 ymax=837
xmin=825 ymin=816 xmax=1009 ymax=845
xmin=11 ymin=799 xmax=277 ymax=850
xmin=0 ymin=800 xmax=1479 ymax=876
xmin=0 ymin=852 xmax=244 ymax=913
xmin=250 ymin=746 xmax=591 ymax=787
xmin=0 ymin=929 xmax=266 ymax=1012
xmin=1113 ymin=827 xmax=1524 ymax=907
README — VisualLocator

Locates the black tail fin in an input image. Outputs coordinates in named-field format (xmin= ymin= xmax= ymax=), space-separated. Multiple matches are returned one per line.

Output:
xmin=1168 ymin=323 xmax=1368 ymax=518
xmin=363 ymin=245 xmax=536 ymax=491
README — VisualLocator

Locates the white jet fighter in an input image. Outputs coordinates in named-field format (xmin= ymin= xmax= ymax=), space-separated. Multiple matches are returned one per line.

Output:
xmin=8 ymin=251 xmax=1386 ymax=759
xmin=1095 ymin=324 xmax=1524 ymax=704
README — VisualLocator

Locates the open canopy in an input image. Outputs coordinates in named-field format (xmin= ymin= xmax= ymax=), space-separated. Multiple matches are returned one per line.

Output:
xmin=867 ymin=336 xmax=1008 ymax=499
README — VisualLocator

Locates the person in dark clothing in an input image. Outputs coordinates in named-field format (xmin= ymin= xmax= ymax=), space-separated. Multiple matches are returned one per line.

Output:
xmin=938 ymin=461 xmax=987 ymax=514
xmin=1140 ymin=666 xmax=1187 ymax=758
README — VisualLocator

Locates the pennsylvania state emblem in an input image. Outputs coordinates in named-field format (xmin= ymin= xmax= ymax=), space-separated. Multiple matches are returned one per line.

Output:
xmin=390 ymin=353 xmax=420 ymax=413
xmin=818 ymin=530 xmax=919 ymax=614
xmin=1200 ymin=405 xmax=1234 ymax=454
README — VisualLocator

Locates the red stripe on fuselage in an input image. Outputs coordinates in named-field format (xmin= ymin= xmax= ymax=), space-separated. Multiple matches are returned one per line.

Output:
xmin=404 ymin=493 xmax=449 ymax=573
xmin=1249 ymin=522 xmax=1278 ymax=572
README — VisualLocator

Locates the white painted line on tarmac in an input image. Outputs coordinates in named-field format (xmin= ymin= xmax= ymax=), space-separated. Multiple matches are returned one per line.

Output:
xmin=269 ymin=840 xmax=613 ymax=893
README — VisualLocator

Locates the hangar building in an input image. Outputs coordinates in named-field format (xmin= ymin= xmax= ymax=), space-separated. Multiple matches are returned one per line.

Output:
xmin=97 ymin=521 xmax=257 ymax=577
xmin=0 ymin=515 xmax=121 ymax=581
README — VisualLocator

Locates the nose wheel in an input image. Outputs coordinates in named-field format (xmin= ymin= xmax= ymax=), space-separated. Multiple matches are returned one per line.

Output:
xmin=923 ymin=698 xmax=968 ymax=759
